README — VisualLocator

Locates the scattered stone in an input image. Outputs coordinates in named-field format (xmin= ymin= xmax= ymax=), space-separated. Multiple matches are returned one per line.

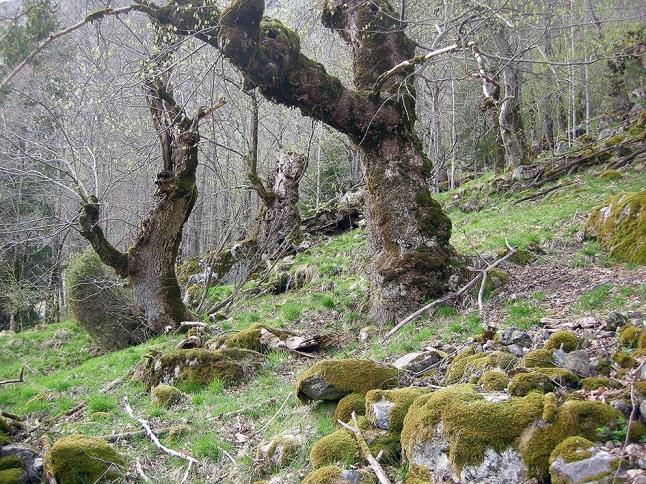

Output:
xmin=392 ymin=349 xmax=447 ymax=373
xmin=598 ymin=128 xmax=613 ymax=140
xmin=552 ymin=349 xmax=567 ymax=367
xmin=302 ymin=465 xmax=372 ymax=484
xmin=296 ymin=359 xmax=399 ymax=403
xmin=44 ymin=435 xmax=125 ymax=484
xmin=508 ymin=344 xmax=525 ymax=357
xmin=500 ymin=328 xmax=532 ymax=348
xmin=365 ymin=388 xmax=427 ymax=433
xmin=176 ymin=335 xmax=202 ymax=349
xmin=564 ymin=350 xmax=591 ymax=377
xmin=550 ymin=443 xmax=619 ymax=484
xmin=151 ymin=384 xmax=184 ymax=408
xmin=257 ymin=434 xmax=303 ymax=469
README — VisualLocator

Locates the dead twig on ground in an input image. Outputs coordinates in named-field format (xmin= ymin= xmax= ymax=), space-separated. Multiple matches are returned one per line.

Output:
xmin=513 ymin=182 xmax=568 ymax=205
xmin=0 ymin=367 xmax=24 ymax=385
xmin=338 ymin=412 xmax=392 ymax=484
xmin=135 ymin=458 xmax=150 ymax=483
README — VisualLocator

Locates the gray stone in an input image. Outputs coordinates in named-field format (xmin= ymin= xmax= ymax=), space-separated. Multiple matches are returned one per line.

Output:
xmin=500 ymin=328 xmax=532 ymax=348
xmin=598 ymin=128 xmax=613 ymax=140
xmin=598 ymin=117 xmax=612 ymax=129
xmin=257 ymin=434 xmax=303 ymax=468
xmin=611 ymin=399 xmax=631 ymax=418
xmin=564 ymin=350 xmax=591 ymax=377
xmin=392 ymin=349 xmax=446 ymax=373
xmin=629 ymin=103 xmax=644 ymax=117
xmin=369 ymin=397 xmax=394 ymax=430
xmin=339 ymin=470 xmax=363 ymax=484
xmin=508 ymin=344 xmax=525 ymax=357
xmin=552 ymin=349 xmax=567 ymax=367
xmin=0 ymin=445 xmax=41 ymax=483
xmin=641 ymin=401 xmax=646 ymax=423
xmin=604 ymin=312 xmax=628 ymax=331
xmin=549 ymin=450 xmax=617 ymax=484
xmin=359 ymin=325 xmax=378 ymax=342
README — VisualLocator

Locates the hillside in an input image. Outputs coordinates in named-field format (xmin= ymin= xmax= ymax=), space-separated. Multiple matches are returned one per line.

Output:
xmin=1 ymin=158 xmax=644 ymax=483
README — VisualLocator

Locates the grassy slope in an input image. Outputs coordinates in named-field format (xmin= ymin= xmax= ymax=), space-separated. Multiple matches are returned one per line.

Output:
xmin=1 ymin=164 xmax=644 ymax=482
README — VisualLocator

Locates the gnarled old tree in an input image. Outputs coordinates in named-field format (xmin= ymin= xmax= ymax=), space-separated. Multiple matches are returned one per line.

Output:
xmin=79 ymin=35 xmax=225 ymax=332
xmin=246 ymin=94 xmax=308 ymax=258
xmin=134 ymin=0 xmax=459 ymax=322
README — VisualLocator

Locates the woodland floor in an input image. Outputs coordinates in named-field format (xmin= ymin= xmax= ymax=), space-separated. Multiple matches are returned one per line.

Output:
xmin=1 ymin=162 xmax=645 ymax=483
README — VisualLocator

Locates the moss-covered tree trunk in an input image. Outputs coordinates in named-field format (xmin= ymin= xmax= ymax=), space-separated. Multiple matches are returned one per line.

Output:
xmin=139 ymin=0 xmax=460 ymax=322
xmin=79 ymin=79 xmax=218 ymax=332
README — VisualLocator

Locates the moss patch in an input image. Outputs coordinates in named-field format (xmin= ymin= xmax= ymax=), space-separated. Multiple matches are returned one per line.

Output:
xmin=478 ymin=370 xmax=509 ymax=391
xmin=334 ymin=393 xmax=366 ymax=423
xmin=544 ymin=331 xmax=579 ymax=352
xmin=0 ymin=468 xmax=23 ymax=484
xmin=581 ymin=377 xmax=618 ymax=390
xmin=619 ymin=325 xmax=642 ymax=348
xmin=548 ymin=436 xmax=594 ymax=464
xmin=44 ymin=434 xmax=125 ymax=484
xmin=0 ymin=455 xmax=21 ymax=471
xmin=520 ymin=400 xmax=621 ymax=481
xmin=401 ymin=384 xmax=544 ymax=471
xmin=445 ymin=351 xmax=517 ymax=384
xmin=521 ymin=348 xmax=555 ymax=368
xmin=584 ymin=191 xmax=646 ymax=264
xmin=309 ymin=429 xmax=359 ymax=468
xmin=212 ymin=323 xmax=294 ymax=352
xmin=151 ymin=384 xmax=184 ymax=408
xmin=296 ymin=359 xmax=399 ymax=403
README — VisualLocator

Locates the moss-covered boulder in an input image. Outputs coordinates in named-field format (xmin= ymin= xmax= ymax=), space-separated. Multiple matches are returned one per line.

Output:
xmin=548 ymin=437 xmax=619 ymax=484
xmin=520 ymin=400 xmax=622 ymax=481
xmin=256 ymin=433 xmax=302 ymax=469
xmin=296 ymin=359 xmax=399 ymax=403
xmin=478 ymin=370 xmax=509 ymax=391
xmin=584 ymin=191 xmax=646 ymax=264
xmin=618 ymin=325 xmax=643 ymax=348
xmin=508 ymin=369 xmax=579 ymax=396
xmin=44 ymin=435 xmax=125 ymax=484
xmin=581 ymin=377 xmax=619 ymax=391
xmin=137 ymin=348 xmax=266 ymax=389
xmin=0 ymin=468 xmax=23 ymax=484
xmin=401 ymin=385 xmax=544 ymax=483
xmin=151 ymin=384 xmax=184 ymax=408
xmin=445 ymin=351 xmax=517 ymax=384
xmin=208 ymin=323 xmax=295 ymax=352
xmin=0 ymin=455 xmax=22 ymax=472
xmin=309 ymin=429 xmax=359 ymax=468
xmin=544 ymin=331 xmax=580 ymax=352
xmin=365 ymin=388 xmax=427 ymax=434
xmin=521 ymin=348 xmax=555 ymax=368
xmin=334 ymin=393 xmax=366 ymax=423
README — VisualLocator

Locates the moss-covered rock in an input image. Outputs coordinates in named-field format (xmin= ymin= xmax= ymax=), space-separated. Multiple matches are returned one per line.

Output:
xmin=296 ymin=359 xmax=399 ymax=403
xmin=508 ymin=248 xmax=536 ymax=265
xmin=549 ymin=436 xmax=594 ymax=464
xmin=584 ymin=191 xmax=646 ymax=264
xmin=521 ymin=348 xmax=555 ymax=368
xmin=544 ymin=331 xmax=579 ymax=352
xmin=209 ymin=323 xmax=295 ymax=352
xmin=365 ymin=388 xmax=427 ymax=434
xmin=0 ymin=432 xmax=10 ymax=446
xmin=44 ymin=434 xmax=125 ymax=484
xmin=0 ymin=468 xmax=23 ymax=484
xmin=508 ymin=372 xmax=556 ymax=396
xmin=581 ymin=377 xmax=620 ymax=390
xmin=478 ymin=370 xmax=509 ymax=391
xmin=334 ymin=393 xmax=366 ymax=423
xmin=401 ymin=384 xmax=544 ymax=481
xmin=0 ymin=417 xmax=10 ymax=434
xmin=137 ymin=348 xmax=266 ymax=389
xmin=404 ymin=464 xmax=434 ymax=484
xmin=257 ymin=434 xmax=302 ymax=469
xmin=613 ymin=351 xmax=637 ymax=368
xmin=0 ymin=455 xmax=21 ymax=471
xmin=619 ymin=325 xmax=642 ymax=348
xmin=309 ymin=429 xmax=359 ymax=468
xmin=445 ymin=351 xmax=517 ymax=384
xmin=629 ymin=421 xmax=646 ymax=442
xmin=151 ymin=384 xmax=184 ymax=408
xmin=599 ymin=169 xmax=622 ymax=181
xmin=520 ymin=400 xmax=622 ymax=481
xmin=302 ymin=465 xmax=374 ymax=484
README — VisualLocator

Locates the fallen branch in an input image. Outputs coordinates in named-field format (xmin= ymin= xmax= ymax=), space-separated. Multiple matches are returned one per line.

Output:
xmin=338 ymin=413 xmax=392 ymax=484
xmin=103 ymin=427 xmax=172 ymax=443
xmin=512 ymin=182 xmax=567 ymax=205
xmin=0 ymin=367 xmax=24 ymax=385
xmin=382 ymin=240 xmax=517 ymax=342
xmin=123 ymin=396 xmax=198 ymax=465
xmin=135 ymin=458 xmax=150 ymax=483
xmin=175 ymin=321 xmax=208 ymax=333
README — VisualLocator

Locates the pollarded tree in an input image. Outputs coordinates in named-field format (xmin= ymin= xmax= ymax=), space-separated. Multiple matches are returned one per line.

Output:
xmin=134 ymin=0 xmax=460 ymax=323
xmin=79 ymin=27 xmax=225 ymax=332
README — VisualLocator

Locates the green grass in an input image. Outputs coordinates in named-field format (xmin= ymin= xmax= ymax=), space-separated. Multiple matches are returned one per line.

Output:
xmin=502 ymin=298 xmax=545 ymax=329
xmin=190 ymin=431 xmax=233 ymax=461
xmin=575 ymin=284 xmax=645 ymax=313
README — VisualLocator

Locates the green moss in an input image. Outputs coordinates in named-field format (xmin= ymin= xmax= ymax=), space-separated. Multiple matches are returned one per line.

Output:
xmin=302 ymin=465 xmax=342 ymax=484
xmin=365 ymin=388 xmax=427 ymax=435
xmin=619 ymin=325 xmax=641 ymax=348
xmin=0 ymin=468 xmax=23 ymax=484
xmin=544 ymin=331 xmax=579 ymax=352
xmin=599 ymin=169 xmax=622 ymax=181
xmin=521 ymin=348 xmax=555 ymax=368
xmin=212 ymin=323 xmax=293 ymax=352
xmin=581 ymin=377 xmax=618 ymax=390
xmin=334 ymin=393 xmax=366 ymax=423
xmin=584 ymin=191 xmax=646 ymax=264
xmin=604 ymin=133 xmax=625 ymax=147
xmin=151 ymin=384 xmax=183 ymax=408
xmin=405 ymin=464 xmax=434 ymax=484
xmin=629 ymin=421 xmax=646 ymax=442
xmin=139 ymin=348 xmax=266 ymax=389
xmin=542 ymin=393 xmax=558 ymax=422
xmin=453 ymin=345 xmax=476 ymax=362
xmin=309 ymin=429 xmax=359 ymax=468
xmin=520 ymin=400 xmax=621 ymax=481
xmin=478 ymin=370 xmax=509 ymax=391
xmin=45 ymin=435 xmax=125 ymax=484
xmin=401 ymin=384 xmax=544 ymax=471
xmin=176 ymin=258 xmax=201 ymax=285
xmin=445 ymin=351 xmax=517 ymax=384
xmin=613 ymin=351 xmax=636 ymax=368
xmin=508 ymin=248 xmax=536 ymax=265
xmin=0 ymin=455 xmax=21 ymax=471
xmin=0 ymin=432 xmax=9 ymax=446
xmin=549 ymin=436 xmax=594 ymax=464
xmin=509 ymin=372 xmax=556 ymax=396
xmin=0 ymin=417 xmax=10 ymax=434
xmin=636 ymin=381 xmax=646 ymax=397
xmin=639 ymin=330 xmax=646 ymax=349
xmin=296 ymin=359 xmax=399 ymax=403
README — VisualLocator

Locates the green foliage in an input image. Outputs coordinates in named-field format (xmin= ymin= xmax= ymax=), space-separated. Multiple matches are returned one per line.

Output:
xmin=502 ymin=299 xmax=545 ymax=329
xmin=190 ymin=432 xmax=232 ymax=461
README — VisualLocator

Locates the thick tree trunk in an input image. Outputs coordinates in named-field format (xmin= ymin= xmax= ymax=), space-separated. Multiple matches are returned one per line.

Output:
xmin=256 ymin=152 xmax=308 ymax=258
xmin=142 ymin=0 xmax=460 ymax=322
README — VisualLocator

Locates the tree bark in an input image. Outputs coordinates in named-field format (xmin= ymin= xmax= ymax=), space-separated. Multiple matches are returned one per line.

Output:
xmin=79 ymin=78 xmax=221 ymax=332
xmin=140 ymin=0 xmax=459 ymax=323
